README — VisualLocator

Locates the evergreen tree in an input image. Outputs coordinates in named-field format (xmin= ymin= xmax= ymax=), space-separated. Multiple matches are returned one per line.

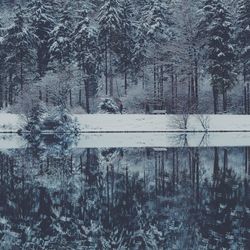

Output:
xmin=98 ymin=0 xmax=122 ymax=96
xmin=72 ymin=10 xmax=100 ymax=113
xmin=237 ymin=0 xmax=250 ymax=114
xmin=174 ymin=0 xmax=201 ymax=112
xmin=117 ymin=0 xmax=134 ymax=95
xmin=49 ymin=2 xmax=73 ymax=69
xmin=200 ymin=0 xmax=235 ymax=113
xmin=3 ymin=5 xmax=35 ymax=99
xmin=132 ymin=32 xmax=148 ymax=75
xmin=141 ymin=0 xmax=170 ymax=42
xmin=0 ymin=17 xmax=5 ymax=108
xmin=27 ymin=0 xmax=55 ymax=76
xmin=198 ymin=0 xmax=217 ymax=41
xmin=140 ymin=0 xmax=172 ymax=108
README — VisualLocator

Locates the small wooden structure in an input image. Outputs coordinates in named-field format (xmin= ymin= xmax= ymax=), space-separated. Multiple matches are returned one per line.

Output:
xmin=151 ymin=110 xmax=166 ymax=115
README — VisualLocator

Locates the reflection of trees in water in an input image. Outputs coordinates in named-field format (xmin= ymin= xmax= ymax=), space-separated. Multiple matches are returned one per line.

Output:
xmin=23 ymin=133 xmax=79 ymax=161
xmin=0 ymin=147 xmax=249 ymax=249
xmin=198 ymin=148 xmax=250 ymax=249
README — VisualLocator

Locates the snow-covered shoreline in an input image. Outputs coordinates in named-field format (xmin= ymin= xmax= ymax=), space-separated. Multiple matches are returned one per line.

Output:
xmin=1 ymin=113 xmax=250 ymax=133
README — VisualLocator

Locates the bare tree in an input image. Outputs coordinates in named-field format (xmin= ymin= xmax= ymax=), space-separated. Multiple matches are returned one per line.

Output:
xmin=197 ymin=114 xmax=210 ymax=132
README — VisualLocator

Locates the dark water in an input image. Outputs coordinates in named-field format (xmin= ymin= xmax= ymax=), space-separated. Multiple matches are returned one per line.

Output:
xmin=0 ymin=145 xmax=250 ymax=249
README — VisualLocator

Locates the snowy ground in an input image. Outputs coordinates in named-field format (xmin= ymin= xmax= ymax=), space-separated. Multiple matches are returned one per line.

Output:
xmin=0 ymin=113 xmax=23 ymax=133
xmin=75 ymin=114 xmax=250 ymax=132
xmin=1 ymin=113 xmax=250 ymax=133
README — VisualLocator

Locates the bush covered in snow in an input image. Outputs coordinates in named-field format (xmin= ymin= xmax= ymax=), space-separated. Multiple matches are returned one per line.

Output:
xmin=42 ymin=106 xmax=79 ymax=134
xmin=24 ymin=103 xmax=46 ymax=135
xmin=98 ymin=98 xmax=119 ymax=114
xmin=23 ymin=105 xmax=79 ymax=135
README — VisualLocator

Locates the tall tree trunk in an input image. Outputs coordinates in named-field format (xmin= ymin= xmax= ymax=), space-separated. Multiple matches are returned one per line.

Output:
xmin=142 ymin=64 xmax=145 ymax=89
xmin=243 ymin=63 xmax=247 ymax=114
xmin=244 ymin=86 xmax=247 ymax=114
xmin=154 ymin=59 xmax=157 ymax=109
xmin=175 ymin=74 xmax=178 ymax=111
xmin=247 ymin=82 xmax=250 ymax=115
xmin=213 ymin=86 xmax=218 ymax=114
xmin=9 ymin=84 xmax=13 ymax=105
xmin=20 ymin=56 xmax=24 ymax=92
xmin=105 ymin=38 xmax=108 ymax=95
xmin=171 ymin=65 xmax=174 ymax=113
xmin=124 ymin=67 xmax=127 ymax=95
xmin=84 ymin=79 xmax=90 ymax=114
xmin=188 ymin=77 xmax=191 ymax=110
xmin=0 ymin=76 xmax=3 ymax=109
xmin=109 ymin=51 xmax=113 ymax=96
xmin=194 ymin=56 xmax=199 ymax=111
xmin=223 ymin=89 xmax=227 ymax=113
xmin=157 ymin=66 xmax=160 ymax=102
xmin=79 ymin=89 xmax=82 ymax=106
xmin=160 ymin=65 xmax=164 ymax=109
xmin=69 ymin=89 xmax=72 ymax=107
xmin=191 ymin=73 xmax=195 ymax=109
xmin=5 ymin=84 xmax=8 ymax=107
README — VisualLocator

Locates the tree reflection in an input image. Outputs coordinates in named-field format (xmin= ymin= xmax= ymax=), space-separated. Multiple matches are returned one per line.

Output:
xmin=0 ymin=147 xmax=249 ymax=249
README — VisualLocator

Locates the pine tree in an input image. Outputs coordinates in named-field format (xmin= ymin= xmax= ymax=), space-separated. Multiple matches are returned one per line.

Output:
xmin=140 ymin=0 xmax=172 ymax=109
xmin=0 ymin=23 xmax=5 ymax=109
xmin=198 ymin=0 xmax=217 ymax=41
xmin=27 ymin=0 xmax=55 ymax=76
xmin=200 ymin=0 xmax=235 ymax=113
xmin=49 ymin=2 xmax=73 ymax=69
xmin=72 ymin=10 xmax=100 ymax=113
xmin=141 ymin=0 xmax=169 ymax=42
xmin=0 ymin=17 xmax=5 ymax=108
xmin=98 ymin=0 xmax=122 ymax=96
xmin=237 ymin=0 xmax=250 ymax=114
xmin=117 ymin=0 xmax=134 ymax=95
xmin=3 ymin=5 xmax=35 ymax=100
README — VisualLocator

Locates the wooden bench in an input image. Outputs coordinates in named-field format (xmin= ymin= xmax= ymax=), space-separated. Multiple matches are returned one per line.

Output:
xmin=151 ymin=110 xmax=166 ymax=115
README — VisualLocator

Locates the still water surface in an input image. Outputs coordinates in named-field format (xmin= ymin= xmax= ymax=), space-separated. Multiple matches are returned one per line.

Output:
xmin=0 ymin=134 xmax=249 ymax=249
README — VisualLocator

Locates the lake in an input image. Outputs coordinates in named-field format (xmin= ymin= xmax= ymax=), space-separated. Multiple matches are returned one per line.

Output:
xmin=0 ymin=134 xmax=249 ymax=249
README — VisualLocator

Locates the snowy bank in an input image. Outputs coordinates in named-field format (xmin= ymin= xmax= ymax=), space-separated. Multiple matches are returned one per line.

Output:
xmin=1 ymin=113 xmax=250 ymax=133
xmin=0 ymin=113 xmax=23 ymax=133
xmin=75 ymin=114 xmax=250 ymax=132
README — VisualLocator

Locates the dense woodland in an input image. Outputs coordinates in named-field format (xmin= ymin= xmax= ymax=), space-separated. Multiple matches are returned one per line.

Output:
xmin=0 ymin=0 xmax=250 ymax=114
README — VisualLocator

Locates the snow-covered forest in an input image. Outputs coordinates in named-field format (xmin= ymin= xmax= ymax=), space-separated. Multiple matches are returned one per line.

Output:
xmin=0 ymin=0 xmax=249 ymax=115
xmin=1 ymin=1 xmax=250 ymax=249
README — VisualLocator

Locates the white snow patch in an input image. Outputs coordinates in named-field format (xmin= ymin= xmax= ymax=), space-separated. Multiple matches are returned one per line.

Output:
xmin=0 ymin=113 xmax=250 ymax=133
